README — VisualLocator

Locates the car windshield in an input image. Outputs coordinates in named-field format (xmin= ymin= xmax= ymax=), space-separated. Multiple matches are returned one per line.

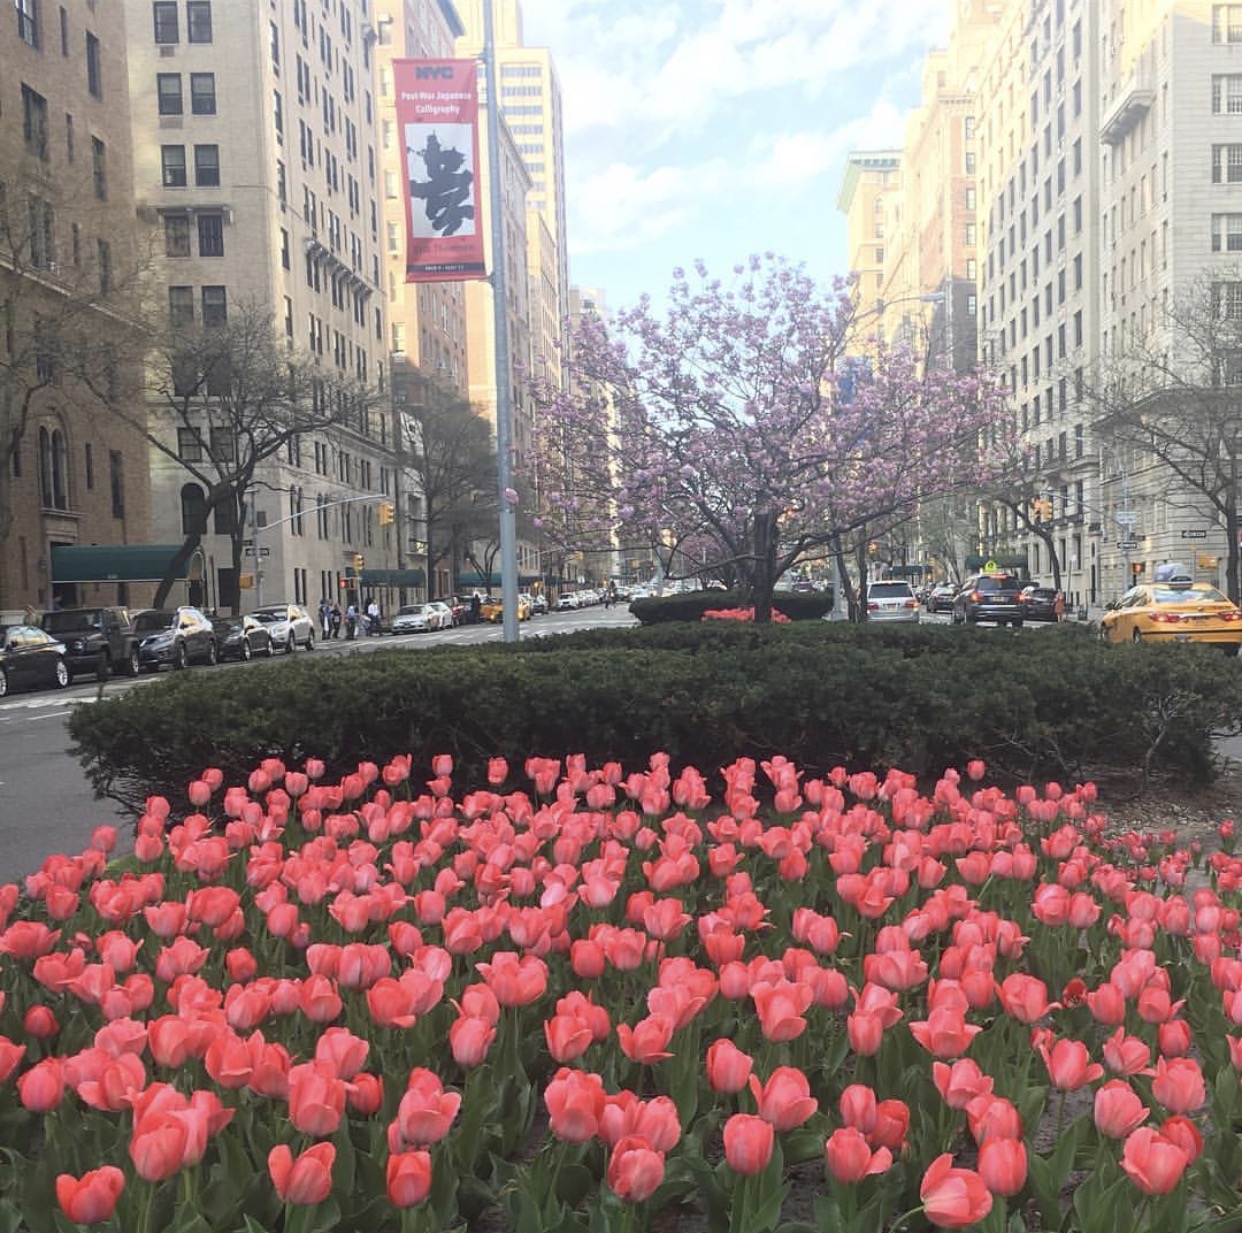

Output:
xmin=134 ymin=611 xmax=175 ymax=632
xmin=975 ymin=576 xmax=1017 ymax=592
xmin=42 ymin=611 xmax=102 ymax=633
xmin=400 ymin=606 xmax=424 ymax=615
xmin=869 ymin=583 xmax=912 ymax=598
xmin=249 ymin=611 xmax=282 ymax=624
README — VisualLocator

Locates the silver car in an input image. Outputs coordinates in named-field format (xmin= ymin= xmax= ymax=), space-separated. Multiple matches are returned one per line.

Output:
xmin=249 ymin=603 xmax=315 ymax=652
xmin=391 ymin=604 xmax=432 ymax=633
xmin=865 ymin=580 xmax=921 ymax=622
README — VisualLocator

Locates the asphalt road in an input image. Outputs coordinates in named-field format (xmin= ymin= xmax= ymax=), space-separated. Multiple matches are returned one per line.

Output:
xmin=0 ymin=604 xmax=637 ymax=883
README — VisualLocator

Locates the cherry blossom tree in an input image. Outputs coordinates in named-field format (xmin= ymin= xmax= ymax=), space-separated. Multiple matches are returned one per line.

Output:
xmin=531 ymin=255 xmax=1017 ymax=621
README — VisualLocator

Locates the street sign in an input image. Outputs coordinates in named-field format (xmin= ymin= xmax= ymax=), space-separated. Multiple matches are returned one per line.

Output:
xmin=1117 ymin=540 xmax=1138 ymax=550
xmin=243 ymin=546 xmax=271 ymax=557
xmin=1115 ymin=512 xmax=1138 ymax=526
xmin=1179 ymin=529 xmax=1208 ymax=539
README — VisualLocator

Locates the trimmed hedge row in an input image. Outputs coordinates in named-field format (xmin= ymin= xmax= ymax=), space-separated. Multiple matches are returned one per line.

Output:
xmin=67 ymin=622 xmax=1242 ymax=813
xmin=628 ymin=591 xmax=833 ymax=623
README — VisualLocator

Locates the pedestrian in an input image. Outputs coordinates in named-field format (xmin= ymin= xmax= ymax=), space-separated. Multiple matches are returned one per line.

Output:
xmin=345 ymin=601 xmax=358 ymax=641
xmin=330 ymin=602 xmax=342 ymax=639
xmin=23 ymin=604 xmax=37 ymax=626
xmin=470 ymin=593 xmax=482 ymax=625
xmin=366 ymin=596 xmax=381 ymax=636
xmin=318 ymin=598 xmax=332 ymax=640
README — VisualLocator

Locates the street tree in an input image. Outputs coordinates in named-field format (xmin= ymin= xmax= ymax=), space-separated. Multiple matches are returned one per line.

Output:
xmin=110 ymin=303 xmax=368 ymax=610
xmin=531 ymin=256 xmax=1015 ymax=621
xmin=0 ymin=149 xmax=149 ymax=547
xmin=395 ymin=366 xmax=498 ymax=594
xmin=1091 ymin=275 xmax=1242 ymax=602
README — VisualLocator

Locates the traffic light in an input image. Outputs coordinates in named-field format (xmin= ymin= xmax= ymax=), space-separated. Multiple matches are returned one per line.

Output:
xmin=379 ymin=501 xmax=394 ymax=527
xmin=353 ymin=553 xmax=365 ymax=575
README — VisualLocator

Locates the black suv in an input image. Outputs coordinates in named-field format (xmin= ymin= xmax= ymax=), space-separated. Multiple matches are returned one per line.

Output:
xmin=40 ymin=606 xmax=142 ymax=680
xmin=133 ymin=606 xmax=218 ymax=671
xmin=951 ymin=572 xmax=1026 ymax=627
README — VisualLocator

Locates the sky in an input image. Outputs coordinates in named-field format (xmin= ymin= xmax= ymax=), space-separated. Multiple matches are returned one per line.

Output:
xmin=517 ymin=0 xmax=953 ymax=316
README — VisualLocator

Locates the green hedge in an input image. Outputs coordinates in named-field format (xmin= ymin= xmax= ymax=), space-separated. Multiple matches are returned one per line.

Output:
xmin=68 ymin=622 xmax=1242 ymax=813
xmin=628 ymin=591 xmax=833 ymax=623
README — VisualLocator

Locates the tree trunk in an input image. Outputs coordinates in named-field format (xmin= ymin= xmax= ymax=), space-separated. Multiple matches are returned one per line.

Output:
xmin=853 ymin=543 xmax=870 ymax=621
xmin=152 ymin=534 xmax=202 ymax=609
xmin=1228 ymin=508 xmax=1240 ymax=605
xmin=752 ymin=510 xmax=775 ymax=624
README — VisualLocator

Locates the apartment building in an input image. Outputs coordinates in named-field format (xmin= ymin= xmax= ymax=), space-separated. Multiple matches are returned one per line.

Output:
xmin=1 ymin=0 xmax=152 ymax=613
xmin=975 ymin=0 xmax=1101 ymax=605
xmin=838 ymin=151 xmax=902 ymax=317
xmin=123 ymin=0 xmax=392 ymax=613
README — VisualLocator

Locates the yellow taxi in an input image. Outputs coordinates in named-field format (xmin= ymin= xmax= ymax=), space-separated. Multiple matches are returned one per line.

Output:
xmin=480 ymin=595 xmax=531 ymax=623
xmin=1100 ymin=567 xmax=1242 ymax=654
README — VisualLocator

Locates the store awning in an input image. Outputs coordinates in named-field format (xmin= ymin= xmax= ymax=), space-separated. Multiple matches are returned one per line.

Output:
xmin=360 ymin=568 xmax=425 ymax=587
xmin=51 ymin=544 xmax=193 ymax=583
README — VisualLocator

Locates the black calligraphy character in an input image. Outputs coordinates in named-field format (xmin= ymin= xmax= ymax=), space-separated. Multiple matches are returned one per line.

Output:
xmin=409 ymin=134 xmax=475 ymax=237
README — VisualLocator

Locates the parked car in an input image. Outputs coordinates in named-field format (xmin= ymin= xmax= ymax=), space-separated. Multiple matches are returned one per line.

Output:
xmin=519 ymin=593 xmax=542 ymax=617
xmin=0 ymin=624 xmax=70 ymax=697
xmin=529 ymin=593 xmax=549 ymax=615
xmin=951 ymin=572 xmax=1026 ymax=627
xmin=1099 ymin=577 xmax=1242 ymax=653
xmin=425 ymin=601 xmax=454 ymax=630
xmin=249 ymin=603 xmax=315 ymax=652
xmin=134 ymin=606 xmax=218 ymax=671
xmin=440 ymin=598 xmax=467 ymax=627
xmin=556 ymin=593 xmax=579 ymax=611
xmin=39 ymin=606 xmax=142 ymax=680
xmin=865 ymin=580 xmax=921 ymax=623
xmin=1018 ymin=585 xmax=1066 ymax=623
xmin=925 ymin=584 xmax=958 ymax=614
xmin=392 ymin=604 xmax=434 ymax=634
xmin=211 ymin=615 xmax=275 ymax=662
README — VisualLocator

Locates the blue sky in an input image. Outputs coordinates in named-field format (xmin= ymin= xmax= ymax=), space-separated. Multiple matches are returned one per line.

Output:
xmin=518 ymin=0 xmax=952 ymax=315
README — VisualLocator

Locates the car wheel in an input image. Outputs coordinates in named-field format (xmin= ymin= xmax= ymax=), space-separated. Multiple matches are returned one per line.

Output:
xmin=285 ymin=635 xmax=295 ymax=654
xmin=54 ymin=660 xmax=70 ymax=689
xmin=241 ymin=638 xmax=253 ymax=662
xmin=1013 ymin=619 xmax=1024 ymax=629
xmin=305 ymin=631 xmax=315 ymax=650
xmin=1099 ymin=625 xmax=1110 ymax=643
xmin=0 ymin=669 xmax=7 ymax=698
xmin=96 ymin=657 xmax=111 ymax=682
xmin=1225 ymin=644 xmax=1240 ymax=658
xmin=264 ymin=638 xmax=276 ymax=658
xmin=206 ymin=640 xmax=218 ymax=667
xmin=127 ymin=647 xmax=141 ymax=677
xmin=175 ymin=641 xmax=189 ymax=671
xmin=1132 ymin=628 xmax=1143 ymax=644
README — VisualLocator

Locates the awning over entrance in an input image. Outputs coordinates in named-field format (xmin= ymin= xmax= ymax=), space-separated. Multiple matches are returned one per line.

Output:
xmin=51 ymin=544 xmax=192 ymax=583
xmin=360 ymin=568 xmax=425 ymax=587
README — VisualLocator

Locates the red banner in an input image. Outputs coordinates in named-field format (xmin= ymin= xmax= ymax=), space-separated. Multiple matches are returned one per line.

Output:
xmin=393 ymin=59 xmax=486 ymax=283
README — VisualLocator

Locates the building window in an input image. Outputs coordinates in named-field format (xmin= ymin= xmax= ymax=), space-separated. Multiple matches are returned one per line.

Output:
xmin=85 ymin=31 xmax=101 ymax=98
xmin=197 ymin=212 xmax=224 ymax=257
xmin=180 ymin=483 xmax=207 ymax=534
xmin=164 ymin=214 xmax=190 ymax=256
xmin=16 ymin=0 xmax=40 ymax=48
xmin=97 ymin=239 xmax=111 ymax=292
xmin=109 ymin=450 xmax=124 ymax=518
xmin=186 ymin=1 xmax=212 ymax=43
xmin=168 ymin=285 xmax=194 ymax=326
xmin=38 ymin=427 xmax=69 ymax=510
xmin=201 ymin=285 xmax=227 ymax=327
xmin=1213 ymin=74 xmax=1242 ymax=114
xmin=152 ymin=1 xmax=178 ymax=43
xmin=190 ymin=73 xmax=216 ymax=115
xmin=1213 ymin=144 xmax=1242 ymax=184
xmin=1212 ymin=213 xmax=1242 ymax=251
xmin=194 ymin=144 xmax=219 ymax=186
xmin=1214 ymin=5 xmax=1242 ymax=43
xmin=22 ymin=85 xmax=48 ymax=160
xmin=157 ymin=73 xmax=183 ymax=115
xmin=280 ymin=227 xmax=290 ymax=269
xmin=209 ymin=427 xmax=234 ymax=463
xmin=84 ymin=441 xmax=93 ymax=490
xmin=161 ymin=144 xmax=187 ymax=187
xmin=91 ymin=137 xmax=106 ymax=199
xmin=1214 ymin=281 xmax=1242 ymax=318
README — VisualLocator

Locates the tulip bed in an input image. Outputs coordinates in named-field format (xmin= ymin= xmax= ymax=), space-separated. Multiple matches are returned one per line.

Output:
xmin=0 ymin=754 xmax=1239 ymax=1233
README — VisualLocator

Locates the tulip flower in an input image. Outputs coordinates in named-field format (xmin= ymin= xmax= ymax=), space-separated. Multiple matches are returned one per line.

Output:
xmin=386 ymin=1150 xmax=432 ymax=1208
xmin=1094 ymin=1080 xmax=1149 ymax=1138
xmin=268 ymin=1142 xmax=335 ymax=1205
xmin=606 ymin=1134 xmax=665 ymax=1203
xmin=748 ymin=1066 xmax=818 ymax=1131
xmin=919 ymin=1153 xmax=993 ymax=1228
xmin=1038 ymin=1037 xmax=1104 ymax=1090
xmin=1120 ymin=1127 xmax=1189 ymax=1195
xmin=723 ymin=1113 xmax=774 ymax=1175
xmin=824 ymin=1127 xmax=892 ymax=1183
xmin=56 ymin=1167 xmax=125 ymax=1225
xmin=978 ymin=1138 xmax=1027 ymax=1196
xmin=705 ymin=1038 xmax=753 ymax=1093
xmin=1151 ymin=1056 xmax=1206 ymax=1114
xmin=544 ymin=1067 xmax=606 ymax=1143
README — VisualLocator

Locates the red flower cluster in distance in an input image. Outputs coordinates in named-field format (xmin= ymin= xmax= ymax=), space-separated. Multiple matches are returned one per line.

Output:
xmin=0 ymin=751 xmax=1237 ymax=1232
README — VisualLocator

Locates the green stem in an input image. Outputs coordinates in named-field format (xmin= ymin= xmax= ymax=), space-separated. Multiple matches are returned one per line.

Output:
xmin=887 ymin=1204 xmax=925 ymax=1231
xmin=137 ymin=1184 xmax=157 ymax=1233
xmin=1054 ymin=1089 xmax=1067 ymax=1142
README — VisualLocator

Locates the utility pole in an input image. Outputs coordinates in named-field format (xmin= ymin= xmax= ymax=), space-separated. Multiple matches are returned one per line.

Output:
xmin=483 ymin=0 xmax=520 ymax=643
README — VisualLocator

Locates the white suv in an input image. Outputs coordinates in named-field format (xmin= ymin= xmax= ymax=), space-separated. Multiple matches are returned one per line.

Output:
xmin=865 ymin=581 xmax=921 ymax=623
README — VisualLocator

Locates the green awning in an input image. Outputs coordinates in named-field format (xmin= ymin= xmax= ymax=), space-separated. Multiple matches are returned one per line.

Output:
xmin=51 ymin=544 xmax=192 ymax=583
xmin=458 ymin=571 xmax=544 ymax=587
xmin=360 ymin=568 xmax=425 ymax=587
